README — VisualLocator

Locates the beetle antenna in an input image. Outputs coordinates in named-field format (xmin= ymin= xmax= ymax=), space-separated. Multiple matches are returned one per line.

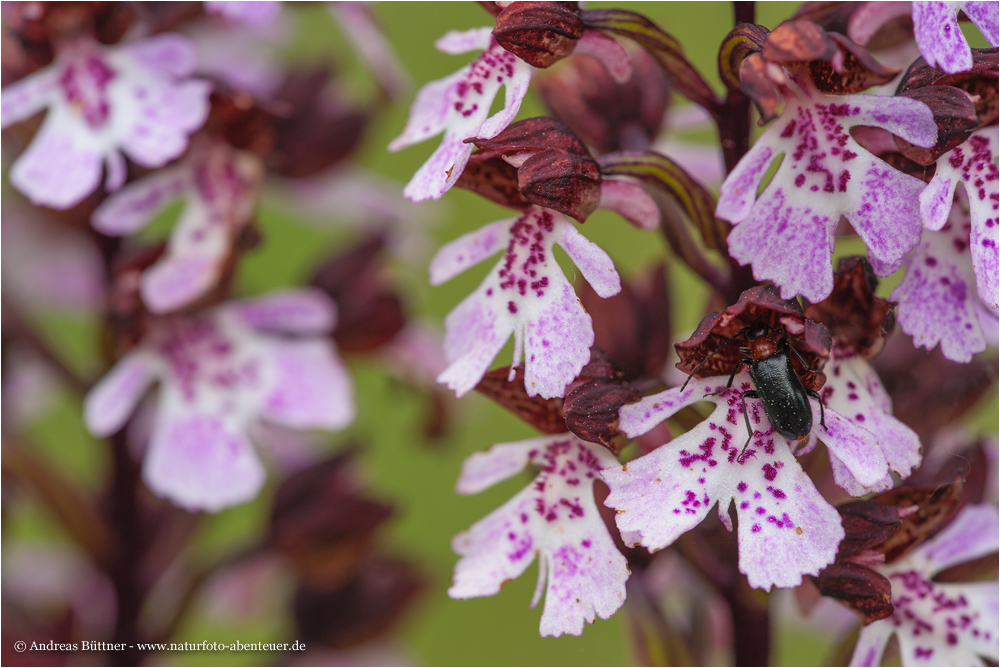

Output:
xmin=679 ymin=327 xmax=749 ymax=391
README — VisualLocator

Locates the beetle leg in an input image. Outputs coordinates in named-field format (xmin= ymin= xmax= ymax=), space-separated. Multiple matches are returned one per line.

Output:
xmin=706 ymin=358 xmax=752 ymax=397
xmin=787 ymin=341 xmax=819 ymax=372
xmin=680 ymin=327 xmax=749 ymax=391
xmin=807 ymin=388 xmax=827 ymax=431
xmin=738 ymin=389 xmax=760 ymax=460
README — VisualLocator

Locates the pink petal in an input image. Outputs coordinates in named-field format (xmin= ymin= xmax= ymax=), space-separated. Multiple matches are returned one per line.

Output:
xmin=437 ymin=209 xmax=612 ymax=398
xmin=913 ymin=1 xmax=972 ymax=74
xmin=726 ymin=185 xmax=837 ymax=302
xmin=327 ymin=3 xmax=412 ymax=99
xmin=119 ymin=33 xmax=198 ymax=78
xmin=914 ymin=503 xmax=999 ymax=576
xmin=849 ymin=622 xmax=893 ymax=667
xmin=204 ymin=1 xmax=281 ymax=28
xmin=9 ymin=118 xmax=103 ymax=209
xmin=450 ymin=486 xmax=542 ymax=599
xmin=229 ymin=289 xmax=337 ymax=334
xmin=847 ymin=2 xmax=911 ymax=45
xmin=597 ymin=179 xmax=660 ymax=230
xmin=455 ymin=437 xmax=549 ymax=495
xmin=829 ymin=453 xmax=893 ymax=497
xmin=401 ymin=131 xmax=474 ymax=201
xmin=557 ymin=223 xmax=621 ymax=298
xmin=815 ymin=402 xmax=888 ymax=490
xmin=84 ymin=351 xmax=159 ymax=437
xmin=438 ymin=294 xmax=513 ymax=397
xmin=388 ymin=68 xmax=468 ymax=151
xmin=104 ymin=151 xmax=127 ymax=192
xmin=261 ymin=340 xmax=354 ymax=430
xmin=864 ymin=519 xmax=1000 ymax=668
xmin=143 ymin=409 xmax=265 ymax=511
xmin=140 ymin=253 xmax=221 ymax=315
xmin=429 ymin=219 xmax=512 ymax=285
xmin=894 ymin=580 xmax=999 ymax=665
xmin=434 ymin=27 xmax=494 ymax=55
xmin=893 ymin=212 xmax=987 ymax=362
xmin=733 ymin=444 xmax=844 ymax=590
xmin=963 ymin=1 xmax=999 ymax=47
xmin=919 ymin=172 xmax=959 ymax=232
xmin=603 ymin=416 xmax=726 ymax=551
xmin=716 ymin=143 xmax=775 ymax=223
xmin=537 ymin=516 xmax=628 ymax=637
xmin=848 ymin=156 xmax=925 ymax=266
xmin=924 ymin=131 xmax=999 ymax=311
xmin=823 ymin=355 xmax=922 ymax=483
xmin=720 ymin=94 xmax=935 ymax=301
xmin=522 ymin=282 xmax=594 ymax=398
xmin=393 ymin=39 xmax=531 ymax=201
xmin=1 ymin=67 xmax=58 ymax=128
xmin=475 ymin=54 xmax=532 ymax=139
xmin=574 ymin=29 xmax=631 ymax=84
xmin=618 ymin=379 xmax=712 ymax=438
xmin=91 ymin=166 xmax=190 ymax=236
xmin=119 ymin=79 xmax=212 ymax=168
xmin=849 ymin=94 xmax=937 ymax=149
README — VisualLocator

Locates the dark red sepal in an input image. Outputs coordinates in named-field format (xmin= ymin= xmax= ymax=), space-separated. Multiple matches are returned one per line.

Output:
xmin=805 ymin=256 xmax=895 ymax=359
xmin=563 ymin=349 xmax=641 ymax=454
xmin=475 ymin=365 xmax=568 ymax=434
xmin=676 ymin=285 xmax=831 ymax=391
xmin=493 ymin=2 xmax=584 ymax=68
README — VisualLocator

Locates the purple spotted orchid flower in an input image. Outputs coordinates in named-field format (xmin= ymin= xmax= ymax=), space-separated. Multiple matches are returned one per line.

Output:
xmin=83 ymin=290 xmax=354 ymax=511
xmin=805 ymin=259 xmax=924 ymax=495
xmin=819 ymin=352 xmax=922 ymax=495
xmin=204 ymin=0 xmax=282 ymax=28
xmin=893 ymin=187 xmax=999 ymax=363
xmin=718 ymin=84 xmax=938 ymax=303
xmin=918 ymin=128 xmax=998 ymax=306
xmin=91 ymin=139 xmax=264 ymax=314
xmin=389 ymin=25 xmax=629 ymax=202
xmin=431 ymin=205 xmax=627 ymax=399
xmin=847 ymin=2 xmax=998 ymax=75
xmin=602 ymin=370 xmax=897 ymax=591
xmin=849 ymin=503 xmax=999 ymax=667
xmin=449 ymin=434 xmax=629 ymax=637
xmin=913 ymin=1 xmax=999 ymax=75
xmin=1 ymin=34 xmax=211 ymax=209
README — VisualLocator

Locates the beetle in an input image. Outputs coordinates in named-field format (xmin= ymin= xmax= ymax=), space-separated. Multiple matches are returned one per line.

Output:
xmin=680 ymin=320 xmax=827 ymax=457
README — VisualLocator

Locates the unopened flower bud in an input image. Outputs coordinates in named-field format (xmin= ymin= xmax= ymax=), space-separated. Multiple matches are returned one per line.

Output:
xmin=469 ymin=117 xmax=601 ymax=221
xmin=517 ymin=150 xmax=601 ymax=221
xmin=492 ymin=1 xmax=584 ymax=68
xmin=563 ymin=349 xmax=640 ymax=454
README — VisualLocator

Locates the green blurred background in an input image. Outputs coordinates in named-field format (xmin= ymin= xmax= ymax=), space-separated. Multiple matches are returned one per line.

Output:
xmin=6 ymin=3 xmax=996 ymax=666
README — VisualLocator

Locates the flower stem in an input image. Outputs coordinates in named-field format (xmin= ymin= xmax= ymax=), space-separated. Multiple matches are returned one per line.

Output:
xmin=108 ymin=429 xmax=145 ymax=666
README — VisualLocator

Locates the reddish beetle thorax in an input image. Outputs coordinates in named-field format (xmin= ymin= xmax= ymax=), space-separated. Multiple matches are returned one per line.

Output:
xmin=749 ymin=335 xmax=778 ymax=361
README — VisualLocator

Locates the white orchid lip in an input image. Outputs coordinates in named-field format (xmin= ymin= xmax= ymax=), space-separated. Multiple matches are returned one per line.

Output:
xmin=2 ymin=34 xmax=212 ymax=209
xmin=431 ymin=206 xmax=621 ymax=399
xmin=450 ymin=434 xmax=629 ymax=638
xmin=602 ymin=360 xmax=919 ymax=591
xmin=717 ymin=89 xmax=937 ymax=303
xmin=388 ymin=28 xmax=533 ymax=203
xmin=82 ymin=291 xmax=354 ymax=512
xmin=91 ymin=140 xmax=264 ymax=314
xmin=850 ymin=504 xmax=1000 ymax=667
